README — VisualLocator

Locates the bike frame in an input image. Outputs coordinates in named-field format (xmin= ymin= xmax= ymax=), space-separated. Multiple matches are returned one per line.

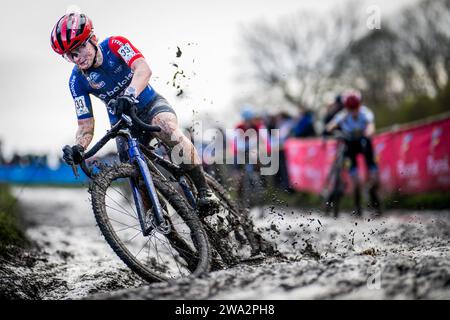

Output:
xmin=138 ymin=142 xmax=197 ymax=209
xmin=77 ymin=112 xmax=200 ymax=237
xmin=121 ymin=130 xmax=202 ymax=235
xmin=121 ymin=129 xmax=167 ymax=236
xmin=324 ymin=136 xmax=347 ymax=188
xmin=334 ymin=141 xmax=347 ymax=177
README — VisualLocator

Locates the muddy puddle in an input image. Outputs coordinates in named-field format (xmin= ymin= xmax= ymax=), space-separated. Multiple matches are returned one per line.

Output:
xmin=92 ymin=208 xmax=450 ymax=299
xmin=1 ymin=187 xmax=450 ymax=299
xmin=0 ymin=187 xmax=145 ymax=299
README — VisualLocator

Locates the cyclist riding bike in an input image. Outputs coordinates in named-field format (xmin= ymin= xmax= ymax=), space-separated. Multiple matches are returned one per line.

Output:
xmin=325 ymin=89 xmax=381 ymax=215
xmin=51 ymin=12 xmax=218 ymax=212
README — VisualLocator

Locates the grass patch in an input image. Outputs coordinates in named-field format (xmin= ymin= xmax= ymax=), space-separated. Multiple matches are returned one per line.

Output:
xmin=383 ymin=191 xmax=450 ymax=211
xmin=249 ymin=184 xmax=450 ymax=211
xmin=0 ymin=184 xmax=26 ymax=256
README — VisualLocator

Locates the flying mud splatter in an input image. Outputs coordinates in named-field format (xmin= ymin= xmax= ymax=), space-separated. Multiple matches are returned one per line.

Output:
xmin=167 ymin=43 xmax=198 ymax=97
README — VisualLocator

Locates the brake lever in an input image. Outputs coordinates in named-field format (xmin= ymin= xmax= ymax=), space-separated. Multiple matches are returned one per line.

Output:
xmin=121 ymin=113 xmax=133 ymax=127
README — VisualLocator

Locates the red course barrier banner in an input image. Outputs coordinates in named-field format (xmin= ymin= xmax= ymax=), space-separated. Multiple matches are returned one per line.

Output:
xmin=284 ymin=116 xmax=450 ymax=195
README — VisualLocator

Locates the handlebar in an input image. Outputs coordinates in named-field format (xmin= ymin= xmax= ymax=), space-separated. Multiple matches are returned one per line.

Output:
xmin=129 ymin=106 xmax=162 ymax=132
xmin=72 ymin=105 xmax=162 ymax=178
xmin=322 ymin=130 xmax=363 ymax=142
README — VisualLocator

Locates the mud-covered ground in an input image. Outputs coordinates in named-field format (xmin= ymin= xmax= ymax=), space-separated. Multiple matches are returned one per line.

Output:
xmin=0 ymin=187 xmax=145 ymax=299
xmin=1 ymin=187 xmax=450 ymax=299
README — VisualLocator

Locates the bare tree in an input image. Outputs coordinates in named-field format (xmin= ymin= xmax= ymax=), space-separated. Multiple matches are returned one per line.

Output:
xmin=334 ymin=0 xmax=450 ymax=106
xmin=236 ymin=2 xmax=365 ymax=112
xmin=395 ymin=0 xmax=450 ymax=94
xmin=332 ymin=27 xmax=405 ymax=106
xmin=237 ymin=0 xmax=450 ymax=116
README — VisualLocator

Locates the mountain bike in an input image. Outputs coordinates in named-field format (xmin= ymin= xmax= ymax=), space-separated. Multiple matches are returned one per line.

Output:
xmin=72 ymin=106 xmax=211 ymax=282
xmin=72 ymin=106 xmax=275 ymax=282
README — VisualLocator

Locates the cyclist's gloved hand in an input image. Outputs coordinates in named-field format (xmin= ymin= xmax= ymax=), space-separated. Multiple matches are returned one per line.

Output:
xmin=62 ymin=144 xmax=85 ymax=166
xmin=108 ymin=94 xmax=138 ymax=116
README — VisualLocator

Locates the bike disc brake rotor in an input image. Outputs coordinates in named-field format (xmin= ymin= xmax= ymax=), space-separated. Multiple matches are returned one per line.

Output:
xmin=155 ymin=217 xmax=171 ymax=235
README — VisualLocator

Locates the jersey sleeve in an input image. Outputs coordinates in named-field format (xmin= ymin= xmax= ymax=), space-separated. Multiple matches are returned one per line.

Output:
xmin=361 ymin=106 xmax=374 ymax=123
xmin=329 ymin=110 xmax=346 ymax=127
xmin=69 ymin=72 xmax=93 ymax=120
xmin=108 ymin=36 xmax=144 ymax=67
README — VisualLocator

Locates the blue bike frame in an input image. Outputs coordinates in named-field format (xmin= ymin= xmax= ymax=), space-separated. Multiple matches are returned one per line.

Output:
xmin=77 ymin=112 xmax=199 ymax=237
xmin=124 ymin=133 xmax=166 ymax=236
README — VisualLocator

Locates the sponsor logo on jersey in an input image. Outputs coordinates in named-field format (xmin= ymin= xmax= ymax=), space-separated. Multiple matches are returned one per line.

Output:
xmin=112 ymin=39 xmax=123 ymax=46
xmin=74 ymin=96 xmax=89 ymax=117
xmin=69 ymin=75 xmax=78 ymax=96
xmin=98 ymin=72 xmax=133 ymax=100
xmin=88 ymin=72 xmax=100 ymax=81
xmin=87 ymin=72 xmax=106 ymax=90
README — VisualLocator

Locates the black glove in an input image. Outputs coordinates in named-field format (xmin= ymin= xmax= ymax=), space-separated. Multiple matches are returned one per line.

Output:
xmin=107 ymin=94 xmax=138 ymax=116
xmin=62 ymin=144 xmax=85 ymax=166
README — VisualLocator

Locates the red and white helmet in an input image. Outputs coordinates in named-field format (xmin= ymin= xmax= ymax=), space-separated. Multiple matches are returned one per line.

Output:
xmin=343 ymin=89 xmax=362 ymax=110
xmin=50 ymin=13 xmax=94 ymax=55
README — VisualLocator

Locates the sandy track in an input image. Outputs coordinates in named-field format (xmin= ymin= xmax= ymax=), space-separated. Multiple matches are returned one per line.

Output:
xmin=0 ymin=187 xmax=144 ymax=299
xmin=2 ymin=187 xmax=449 ymax=299
xmin=92 ymin=207 xmax=450 ymax=299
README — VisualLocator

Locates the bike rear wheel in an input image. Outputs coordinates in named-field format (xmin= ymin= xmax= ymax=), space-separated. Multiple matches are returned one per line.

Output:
xmin=324 ymin=144 xmax=347 ymax=218
xmin=89 ymin=163 xmax=210 ymax=282
xmin=325 ymin=168 xmax=344 ymax=218
xmin=203 ymin=173 xmax=277 ymax=263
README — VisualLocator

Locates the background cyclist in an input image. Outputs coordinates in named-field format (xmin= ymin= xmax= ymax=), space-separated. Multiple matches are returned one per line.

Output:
xmin=325 ymin=89 xmax=381 ymax=216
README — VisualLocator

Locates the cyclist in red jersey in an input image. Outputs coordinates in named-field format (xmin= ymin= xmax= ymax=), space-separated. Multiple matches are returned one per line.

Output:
xmin=50 ymin=12 xmax=218 ymax=211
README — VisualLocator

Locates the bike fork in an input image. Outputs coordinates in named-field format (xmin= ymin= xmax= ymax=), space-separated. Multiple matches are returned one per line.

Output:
xmin=129 ymin=178 xmax=148 ymax=234
xmin=128 ymin=137 xmax=166 ymax=236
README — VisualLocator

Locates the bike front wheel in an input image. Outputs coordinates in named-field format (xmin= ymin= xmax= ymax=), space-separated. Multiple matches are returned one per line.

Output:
xmin=89 ymin=163 xmax=210 ymax=282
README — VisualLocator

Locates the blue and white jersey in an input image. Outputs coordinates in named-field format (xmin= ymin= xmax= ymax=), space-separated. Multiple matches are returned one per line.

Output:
xmin=68 ymin=36 xmax=157 ymax=125
xmin=329 ymin=106 xmax=374 ymax=135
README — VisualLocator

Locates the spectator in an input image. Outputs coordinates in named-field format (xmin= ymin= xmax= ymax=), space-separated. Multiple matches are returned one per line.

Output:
xmin=291 ymin=110 xmax=316 ymax=138
xmin=324 ymin=94 xmax=345 ymax=128
xmin=271 ymin=112 xmax=295 ymax=192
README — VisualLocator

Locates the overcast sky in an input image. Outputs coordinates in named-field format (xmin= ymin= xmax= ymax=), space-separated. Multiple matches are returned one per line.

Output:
xmin=0 ymin=0 xmax=413 ymax=159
